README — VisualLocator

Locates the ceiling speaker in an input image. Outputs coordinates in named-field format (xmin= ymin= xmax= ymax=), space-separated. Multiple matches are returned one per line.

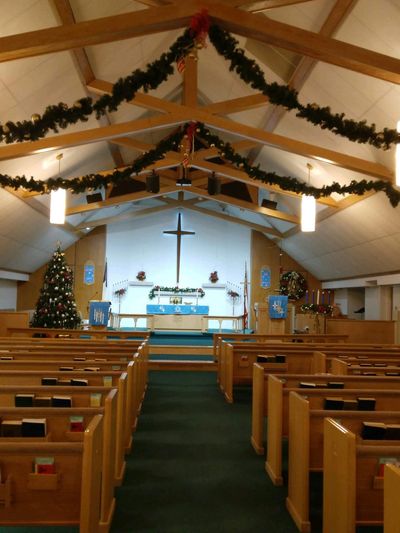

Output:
xmin=146 ymin=172 xmax=160 ymax=193
xmin=207 ymin=174 xmax=221 ymax=195
xmin=86 ymin=192 xmax=103 ymax=203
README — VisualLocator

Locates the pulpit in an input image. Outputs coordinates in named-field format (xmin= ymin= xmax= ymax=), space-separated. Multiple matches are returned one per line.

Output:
xmin=254 ymin=301 xmax=286 ymax=334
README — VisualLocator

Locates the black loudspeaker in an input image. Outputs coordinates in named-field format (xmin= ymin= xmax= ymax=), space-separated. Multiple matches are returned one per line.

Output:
xmin=86 ymin=192 xmax=103 ymax=203
xmin=207 ymin=175 xmax=221 ymax=195
xmin=146 ymin=172 xmax=160 ymax=193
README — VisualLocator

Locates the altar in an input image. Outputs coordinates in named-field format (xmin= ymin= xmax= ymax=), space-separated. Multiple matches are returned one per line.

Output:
xmin=146 ymin=304 xmax=209 ymax=331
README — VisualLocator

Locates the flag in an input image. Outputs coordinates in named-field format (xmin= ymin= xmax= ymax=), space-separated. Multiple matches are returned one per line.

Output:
xmin=102 ymin=259 xmax=108 ymax=288
xmin=243 ymin=262 xmax=249 ymax=331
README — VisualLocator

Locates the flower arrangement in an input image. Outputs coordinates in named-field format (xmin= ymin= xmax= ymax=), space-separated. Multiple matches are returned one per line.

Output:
xmin=209 ymin=271 xmax=219 ymax=283
xmin=114 ymin=288 xmax=126 ymax=297
xmin=149 ymin=286 xmax=205 ymax=300
xmin=228 ymin=290 xmax=239 ymax=300
xmin=136 ymin=271 xmax=146 ymax=281
xmin=300 ymin=303 xmax=333 ymax=315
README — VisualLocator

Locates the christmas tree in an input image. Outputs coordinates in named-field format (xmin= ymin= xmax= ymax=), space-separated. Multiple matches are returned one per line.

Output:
xmin=31 ymin=245 xmax=81 ymax=329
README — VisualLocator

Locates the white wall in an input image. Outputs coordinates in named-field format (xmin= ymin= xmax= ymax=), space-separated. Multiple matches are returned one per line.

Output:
xmin=105 ymin=209 xmax=251 ymax=321
xmin=0 ymin=279 xmax=17 ymax=310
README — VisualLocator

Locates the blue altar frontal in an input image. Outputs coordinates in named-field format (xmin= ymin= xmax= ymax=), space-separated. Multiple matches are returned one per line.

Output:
xmin=147 ymin=304 xmax=209 ymax=315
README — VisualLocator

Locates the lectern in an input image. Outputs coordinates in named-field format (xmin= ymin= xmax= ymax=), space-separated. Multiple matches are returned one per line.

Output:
xmin=254 ymin=297 xmax=287 ymax=334
xmin=88 ymin=301 xmax=111 ymax=327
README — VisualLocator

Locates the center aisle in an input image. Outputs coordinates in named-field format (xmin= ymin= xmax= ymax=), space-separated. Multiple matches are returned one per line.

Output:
xmin=110 ymin=371 xmax=299 ymax=533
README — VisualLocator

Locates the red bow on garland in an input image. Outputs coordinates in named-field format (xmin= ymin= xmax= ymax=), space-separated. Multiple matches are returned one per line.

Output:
xmin=190 ymin=9 xmax=210 ymax=48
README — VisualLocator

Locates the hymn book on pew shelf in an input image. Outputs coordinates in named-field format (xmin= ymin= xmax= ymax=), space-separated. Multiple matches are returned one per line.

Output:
xmin=15 ymin=394 xmax=34 ymax=407
xmin=1 ymin=420 xmax=23 ymax=437
xmin=69 ymin=416 xmax=84 ymax=432
xmin=34 ymin=457 xmax=55 ymax=475
xmin=377 ymin=457 xmax=400 ymax=477
xmin=22 ymin=418 xmax=47 ymax=438
xmin=51 ymin=395 xmax=72 ymax=407
xmin=41 ymin=377 xmax=58 ymax=386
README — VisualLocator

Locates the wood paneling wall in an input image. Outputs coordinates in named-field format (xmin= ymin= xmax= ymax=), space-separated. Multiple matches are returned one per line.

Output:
xmin=17 ymin=226 xmax=106 ymax=320
xmin=327 ymin=318 xmax=395 ymax=343
xmin=250 ymin=231 xmax=322 ymax=328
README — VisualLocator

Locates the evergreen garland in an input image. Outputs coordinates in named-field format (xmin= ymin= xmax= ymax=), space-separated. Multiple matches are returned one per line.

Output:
xmin=31 ymin=245 xmax=81 ymax=329
xmin=0 ymin=12 xmax=398 ymax=206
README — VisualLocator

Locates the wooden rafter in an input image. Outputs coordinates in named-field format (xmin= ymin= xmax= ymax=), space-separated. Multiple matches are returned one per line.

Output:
xmin=52 ymin=0 xmax=125 ymax=169
xmin=0 ymin=1 xmax=398 ymax=85
xmin=158 ymin=195 xmax=283 ymax=236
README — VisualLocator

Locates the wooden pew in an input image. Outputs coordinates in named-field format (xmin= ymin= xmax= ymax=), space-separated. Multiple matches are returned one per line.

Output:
xmin=0 ymin=337 xmax=146 ymax=352
xmin=0 ymin=383 xmax=126 ymax=489
xmin=251 ymin=365 xmax=400 ymax=454
xmin=220 ymin=344 xmax=327 ymax=403
xmin=266 ymin=377 xmax=400 ymax=487
xmin=287 ymin=391 xmax=400 ymax=532
xmin=323 ymin=418 xmax=400 ymax=533
xmin=384 ymin=464 xmax=400 ymax=533
xmin=332 ymin=356 xmax=400 ymax=375
xmin=0 ymin=414 xmax=103 ymax=532
xmin=6 ymin=326 xmax=150 ymax=339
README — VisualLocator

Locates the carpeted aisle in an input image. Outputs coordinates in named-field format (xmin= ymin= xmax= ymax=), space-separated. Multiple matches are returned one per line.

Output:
xmin=110 ymin=371 xmax=299 ymax=533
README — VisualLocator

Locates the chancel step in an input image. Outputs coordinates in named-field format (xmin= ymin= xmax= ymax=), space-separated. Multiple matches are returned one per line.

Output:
xmin=148 ymin=360 xmax=217 ymax=372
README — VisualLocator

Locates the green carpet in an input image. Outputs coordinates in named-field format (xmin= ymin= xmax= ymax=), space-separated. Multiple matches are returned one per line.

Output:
xmin=110 ymin=371 xmax=300 ymax=533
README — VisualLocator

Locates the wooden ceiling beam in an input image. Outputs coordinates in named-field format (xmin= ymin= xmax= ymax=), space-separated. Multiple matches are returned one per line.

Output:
xmin=66 ymin=185 xmax=180 ymax=216
xmin=186 ymin=184 xmax=299 ymax=224
xmin=205 ymin=1 xmax=400 ymax=84
xmin=0 ymin=2 xmax=197 ymax=63
xmin=76 ymin=203 xmax=176 ymax=230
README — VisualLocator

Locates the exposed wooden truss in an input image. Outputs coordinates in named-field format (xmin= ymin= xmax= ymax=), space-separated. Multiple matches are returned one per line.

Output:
xmin=1 ymin=0 xmax=395 ymax=243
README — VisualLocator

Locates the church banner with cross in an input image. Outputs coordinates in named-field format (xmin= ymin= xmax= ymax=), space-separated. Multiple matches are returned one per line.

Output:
xmin=268 ymin=295 xmax=288 ymax=319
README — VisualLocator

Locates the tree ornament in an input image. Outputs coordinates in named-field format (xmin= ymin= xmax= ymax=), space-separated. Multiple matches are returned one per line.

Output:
xmin=31 ymin=114 xmax=41 ymax=123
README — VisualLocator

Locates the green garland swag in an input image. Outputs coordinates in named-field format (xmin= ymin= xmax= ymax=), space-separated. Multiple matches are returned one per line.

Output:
xmin=149 ymin=286 xmax=205 ymax=300
xmin=0 ymin=21 xmax=398 ymax=151
xmin=300 ymin=303 xmax=332 ymax=315
xmin=279 ymin=271 xmax=307 ymax=300
xmin=2 ymin=122 xmax=400 ymax=206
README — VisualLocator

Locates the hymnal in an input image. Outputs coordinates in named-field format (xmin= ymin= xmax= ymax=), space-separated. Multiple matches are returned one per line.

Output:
xmin=71 ymin=378 xmax=88 ymax=386
xmin=59 ymin=366 xmax=74 ymax=371
xmin=69 ymin=415 xmax=84 ymax=432
xmin=257 ymin=355 xmax=274 ymax=363
xmin=22 ymin=418 xmax=47 ymax=438
xmin=73 ymin=357 xmax=86 ymax=361
xmin=90 ymin=393 xmax=102 ymax=407
xmin=324 ymin=397 xmax=344 ymax=410
xmin=357 ymin=397 xmax=376 ymax=411
xmin=362 ymin=422 xmax=386 ymax=440
xmin=33 ymin=396 xmax=52 ymax=407
xmin=15 ymin=394 xmax=34 ymax=407
xmin=386 ymin=372 xmax=400 ymax=376
xmin=103 ymin=376 xmax=113 ymax=387
xmin=84 ymin=367 xmax=100 ymax=372
xmin=1 ymin=420 xmax=23 ymax=437
xmin=342 ymin=399 xmax=358 ymax=411
xmin=52 ymin=395 xmax=72 ymax=407
xmin=41 ymin=377 xmax=58 ymax=386
xmin=112 ymin=365 xmax=121 ymax=371
xmin=327 ymin=382 xmax=345 ymax=389
xmin=385 ymin=424 xmax=400 ymax=440
xmin=0 ymin=356 xmax=13 ymax=360
xmin=95 ymin=358 xmax=107 ymax=362
xmin=34 ymin=456 xmax=55 ymax=474
xmin=374 ymin=363 xmax=387 ymax=367
xmin=299 ymin=382 xmax=316 ymax=389
xmin=359 ymin=363 xmax=372 ymax=367
xmin=275 ymin=355 xmax=286 ymax=363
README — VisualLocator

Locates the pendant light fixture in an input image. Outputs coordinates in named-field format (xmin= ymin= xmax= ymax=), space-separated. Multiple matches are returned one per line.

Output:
xmin=50 ymin=153 xmax=66 ymax=224
xmin=301 ymin=163 xmax=316 ymax=232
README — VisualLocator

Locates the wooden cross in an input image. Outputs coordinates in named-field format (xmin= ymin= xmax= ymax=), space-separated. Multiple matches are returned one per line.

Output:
xmin=163 ymin=213 xmax=195 ymax=284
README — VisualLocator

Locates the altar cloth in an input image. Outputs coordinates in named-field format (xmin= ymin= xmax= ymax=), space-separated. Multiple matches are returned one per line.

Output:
xmin=147 ymin=304 xmax=209 ymax=315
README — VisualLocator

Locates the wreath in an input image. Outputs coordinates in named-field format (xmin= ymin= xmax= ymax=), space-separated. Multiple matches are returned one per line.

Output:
xmin=279 ymin=271 xmax=307 ymax=301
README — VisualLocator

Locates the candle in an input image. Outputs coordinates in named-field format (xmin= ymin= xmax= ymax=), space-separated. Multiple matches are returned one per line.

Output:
xmin=317 ymin=289 xmax=320 ymax=305
xmin=305 ymin=290 xmax=309 ymax=303
xmin=312 ymin=290 xmax=315 ymax=304
xmin=328 ymin=291 xmax=331 ymax=304
xmin=321 ymin=291 xmax=325 ymax=304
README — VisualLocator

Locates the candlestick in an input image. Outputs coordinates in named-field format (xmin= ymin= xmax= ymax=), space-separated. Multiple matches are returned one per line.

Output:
xmin=317 ymin=289 xmax=320 ymax=305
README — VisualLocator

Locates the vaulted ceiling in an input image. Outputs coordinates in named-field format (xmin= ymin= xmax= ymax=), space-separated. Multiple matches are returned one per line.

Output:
xmin=0 ymin=0 xmax=399 ymax=282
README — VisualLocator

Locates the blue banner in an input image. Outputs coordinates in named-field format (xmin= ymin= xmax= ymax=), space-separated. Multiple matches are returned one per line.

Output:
xmin=89 ymin=301 xmax=111 ymax=326
xmin=147 ymin=304 xmax=209 ymax=315
xmin=261 ymin=267 xmax=271 ymax=288
xmin=268 ymin=295 xmax=288 ymax=319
